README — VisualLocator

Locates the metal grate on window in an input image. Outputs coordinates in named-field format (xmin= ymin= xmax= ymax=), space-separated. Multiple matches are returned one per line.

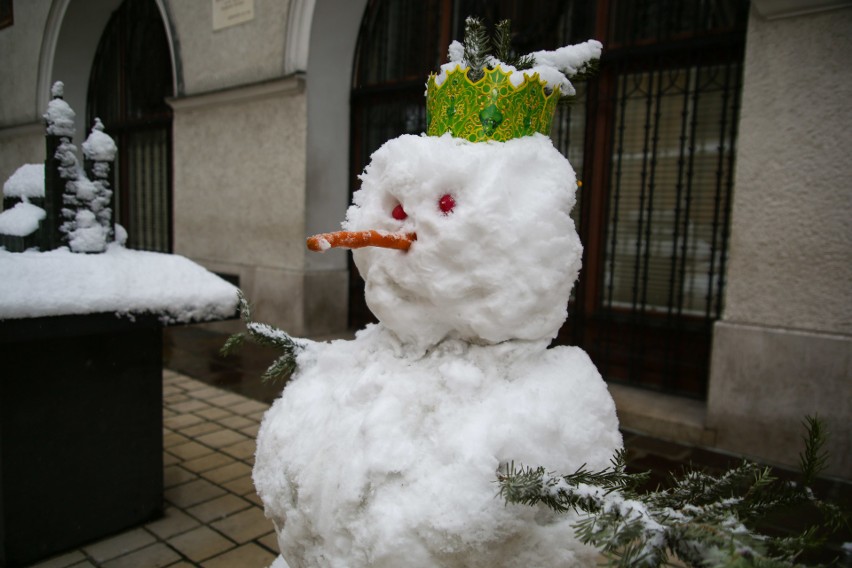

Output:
xmin=604 ymin=62 xmax=740 ymax=320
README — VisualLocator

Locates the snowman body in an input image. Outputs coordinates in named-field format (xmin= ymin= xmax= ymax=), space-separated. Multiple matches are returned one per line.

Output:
xmin=254 ymin=134 xmax=622 ymax=567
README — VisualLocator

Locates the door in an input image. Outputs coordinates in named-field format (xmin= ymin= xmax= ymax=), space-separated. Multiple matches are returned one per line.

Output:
xmin=87 ymin=0 xmax=174 ymax=252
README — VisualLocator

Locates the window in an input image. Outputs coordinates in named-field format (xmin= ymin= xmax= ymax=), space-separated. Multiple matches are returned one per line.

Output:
xmin=570 ymin=0 xmax=748 ymax=397
xmin=604 ymin=65 xmax=738 ymax=318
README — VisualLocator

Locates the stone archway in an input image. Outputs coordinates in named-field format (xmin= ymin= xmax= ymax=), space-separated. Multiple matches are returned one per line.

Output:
xmin=302 ymin=0 xmax=368 ymax=331
xmin=37 ymin=0 xmax=179 ymax=138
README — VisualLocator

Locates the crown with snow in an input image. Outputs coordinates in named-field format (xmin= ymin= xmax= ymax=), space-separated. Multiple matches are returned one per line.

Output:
xmin=426 ymin=17 xmax=601 ymax=142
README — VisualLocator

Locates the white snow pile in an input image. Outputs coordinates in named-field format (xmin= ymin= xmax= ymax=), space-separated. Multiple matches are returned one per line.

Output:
xmin=345 ymin=133 xmax=582 ymax=353
xmin=44 ymin=98 xmax=76 ymax=138
xmin=66 ymin=209 xmax=109 ymax=253
xmin=0 ymin=201 xmax=46 ymax=236
xmin=44 ymin=81 xmax=76 ymax=138
xmin=255 ymin=325 xmax=622 ymax=568
xmin=0 ymin=242 xmax=240 ymax=324
xmin=255 ymin=132 xmax=622 ymax=567
xmin=82 ymin=118 xmax=117 ymax=162
xmin=3 ymin=163 xmax=45 ymax=200
xmin=56 ymin=120 xmax=116 ymax=253
xmin=434 ymin=38 xmax=602 ymax=96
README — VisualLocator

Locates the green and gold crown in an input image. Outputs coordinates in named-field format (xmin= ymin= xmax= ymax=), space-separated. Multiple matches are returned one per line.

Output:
xmin=426 ymin=66 xmax=560 ymax=143
xmin=424 ymin=17 xmax=601 ymax=143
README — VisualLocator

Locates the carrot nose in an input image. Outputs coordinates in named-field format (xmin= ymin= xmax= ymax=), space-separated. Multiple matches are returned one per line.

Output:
xmin=307 ymin=230 xmax=416 ymax=252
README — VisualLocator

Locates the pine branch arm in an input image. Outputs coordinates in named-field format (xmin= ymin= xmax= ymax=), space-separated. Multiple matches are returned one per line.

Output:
xmin=220 ymin=291 xmax=312 ymax=382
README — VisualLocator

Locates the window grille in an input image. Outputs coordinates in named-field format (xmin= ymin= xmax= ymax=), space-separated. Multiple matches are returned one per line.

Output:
xmin=605 ymin=63 xmax=739 ymax=319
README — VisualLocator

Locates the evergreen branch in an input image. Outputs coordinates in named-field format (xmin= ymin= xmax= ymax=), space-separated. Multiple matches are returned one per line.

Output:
xmin=767 ymin=526 xmax=824 ymax=563
xmin=513 ymin=53 xmax=536 ymax=71
xmin=468 ymin=18 xmax=534 ymax=73
xmin=262 ymin=353 xmax=299 ymax=383
xmin=494 ymin=18 xmax=535 ymax=70
xmin=491 ymin=19 xmax=535 ymax=69
xmin=220 ymin=291 xmax=306 ymax=383
xmin=569 ymin=58 xmax=600 ymax=83
xmin=497 ymin=451 xmax=646 ymax=515
xmin=244 ymin=321 xmax=302 ymax=350
xmin=220 ymin=331 xmax=247 ymax=357
xmin=497 ymin=417 xmax=845 ymax=567
xmin=492 ymin=20 xmax=512 ymax=63
xmin=799 ymin=415 xmax=829 ymax=487
xmin=463 ymin=17 xmax=489 ymax=81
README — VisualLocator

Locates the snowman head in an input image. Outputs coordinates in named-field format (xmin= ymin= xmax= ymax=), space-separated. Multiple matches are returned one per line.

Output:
xmin=305 ymin=20 xmax=600 ymax=350
xmin=338 ymin=133 xmax=581 ymax=350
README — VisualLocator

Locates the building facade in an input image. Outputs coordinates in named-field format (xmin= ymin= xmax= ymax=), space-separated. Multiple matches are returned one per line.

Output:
xmin=1 ymin=0 xmax=849 ymax=478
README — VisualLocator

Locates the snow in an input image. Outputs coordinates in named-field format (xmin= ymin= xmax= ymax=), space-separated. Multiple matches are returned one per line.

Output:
xmin=3 ymin=164 xmax=45 ymax=199
xmin=54 ymin=122 xmax=114 ymax=253
xmin=531 ymin=40 xmax=603 ymax=78
xmin=433 ymin=39 xmax=602 ymax=97
xmin=69 ymin=177 xmax=98 ymax=201
xmin=0 ymin=81 xmax=235 ymax=325
xmin=67 ymin=209 xmax=109 ymax=253
xmin=44 ymin=97 xmax=76 ymax=138
xmin=82 ymin=118 xmax=117 ymax=162
xmin=255 ymin=326 xmax=621 ymax=568
xmin=0 ymin=243 xmax=240 ymax=324
xmin=255 ymin=133 xmax=621 ymax=567
xmin=0 ymin=201 xmax=46 ymax=236
xmin=55 ymin=139 xmax=80 ymax=179
xmin=447 ymin=39 xmax=464 ymax=63
xmin=344 ymin=133 xmax=581 ymax=353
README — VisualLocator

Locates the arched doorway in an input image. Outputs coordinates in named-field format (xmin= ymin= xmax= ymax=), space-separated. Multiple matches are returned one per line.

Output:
xmin=349 ymin=0 xmax=748 ymax=399
xmin=87 ymin=0 xmax=174 ymax=252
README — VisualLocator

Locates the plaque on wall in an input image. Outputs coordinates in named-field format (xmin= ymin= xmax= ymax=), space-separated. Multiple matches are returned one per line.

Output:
xmin=212 ymin=0 xmax=254 ymax=31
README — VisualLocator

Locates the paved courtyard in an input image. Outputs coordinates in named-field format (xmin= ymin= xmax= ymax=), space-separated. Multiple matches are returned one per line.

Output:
xmin=28 ymin=370 xmax=279 ymax=568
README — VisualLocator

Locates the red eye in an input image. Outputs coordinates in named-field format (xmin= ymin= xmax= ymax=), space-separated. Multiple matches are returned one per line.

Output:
xmin=438 ymin=194 xmax=455 ymax=214
xmin=392 ymin=204 xmax=407 ymax=220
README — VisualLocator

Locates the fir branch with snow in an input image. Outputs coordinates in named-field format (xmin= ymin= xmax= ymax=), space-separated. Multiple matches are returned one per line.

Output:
xmin=498 ymin=417 xmax=850 ymax=567
xmin=462 ymin=17 xmax=490 ymax=81
xmin=440 ymin=17 xmax=601 ymax=100
xmin=221 ymin=292 xmax=308 ymax=382
xmin=492 ymin=19 xmax=534 ymax=71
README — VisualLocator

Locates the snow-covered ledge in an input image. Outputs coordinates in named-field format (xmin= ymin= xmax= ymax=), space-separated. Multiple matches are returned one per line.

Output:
xmin=0 ymin=243 xmax=239 ymax=323
xmin=1 ymin=242 xmax=239 ymax=566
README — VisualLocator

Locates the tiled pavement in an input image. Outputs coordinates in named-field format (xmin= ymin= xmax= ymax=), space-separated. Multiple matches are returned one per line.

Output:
xmin=27 ymin=369 xmax=279 ymax=568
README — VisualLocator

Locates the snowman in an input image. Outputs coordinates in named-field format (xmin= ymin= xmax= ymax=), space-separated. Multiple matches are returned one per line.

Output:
xmin=253 ymin=21 xmax=621 ymax=568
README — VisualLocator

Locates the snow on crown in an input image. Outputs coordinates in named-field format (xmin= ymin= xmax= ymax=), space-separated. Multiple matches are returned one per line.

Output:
xmin=426 ymin=65 xmax=560 ymax=142
xmin=425 ymin=17 xmax=602 ymax=143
